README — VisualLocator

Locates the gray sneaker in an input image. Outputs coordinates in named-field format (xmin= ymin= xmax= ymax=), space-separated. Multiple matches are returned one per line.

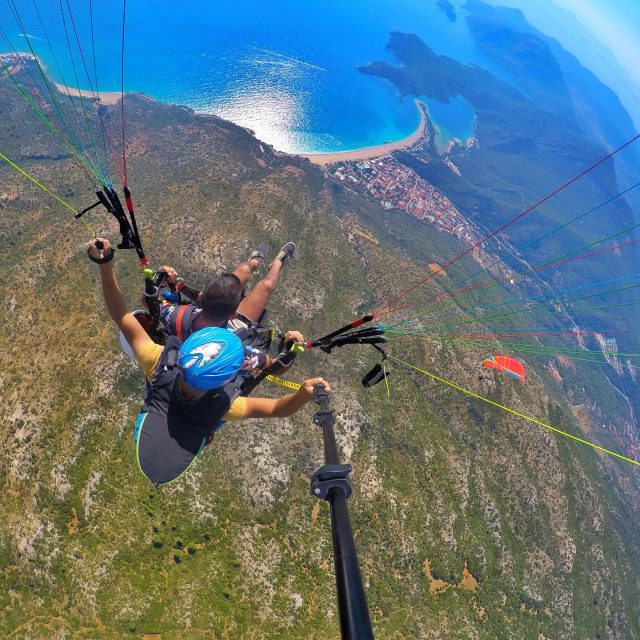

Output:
xmin=249 ymin=242 xmax=269 ymax=265
xmin=276 ymin=241 xmax=296 ymax=266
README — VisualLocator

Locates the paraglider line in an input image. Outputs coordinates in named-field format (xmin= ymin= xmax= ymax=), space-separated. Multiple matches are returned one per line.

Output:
xmin=57 ymin=0 xmax=110 ymax=182
xmin=387 ymin=221 xmax=640 ymax=329
xmin=389 ymin=355 xmax=640 ymax=468
xmin=388 ymin=234 xmax=640 ymax=327
xmin=0 ymin=150 xmax=95 ymax=234
xmin=383 ymin=361 xmax=390 ymax=398
xmin=391 ymin=181 xmax=640 ymax=319
xmin=62 ymin=0 xmax=126 ymax=186
xmin=384 ymin=336 xmax=640 ymax=367
xmin=0 ymin=20 xmax=102 ymax=184
xmin=0 ymin=48 xmax=96 ymax=183
xmin=121 ymin=0 xmax=128 ymax=183
xmin=377 ymin=133 xmax=640 ymax=315
xmin=30 ymin=0 xmax=107 ymax=182
xmin=87 ymin=0 xmax=109 ymax=185
xmin=400 ymin=281 xmax=640 ymax=332
xmin=384 ymin=329 xmax=629 ymax=341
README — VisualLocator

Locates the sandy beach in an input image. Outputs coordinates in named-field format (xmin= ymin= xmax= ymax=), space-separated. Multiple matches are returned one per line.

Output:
xmin=52 ymin=81 xmax=122 ymax=106
xmin=302 ymin=99 xmax=427 ymax=165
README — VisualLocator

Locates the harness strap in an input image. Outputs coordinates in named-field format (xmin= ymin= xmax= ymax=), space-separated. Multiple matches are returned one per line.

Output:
xmin=175 ymin=304 xmax=189 ymax=341
xmin=166 ymin=348 xmax=178 ymax=369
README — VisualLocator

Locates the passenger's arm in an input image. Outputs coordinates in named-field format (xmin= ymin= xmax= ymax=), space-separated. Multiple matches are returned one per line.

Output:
xmin=88 ymin=237 xmax=153 ymax=355
xmin=243 ymin=378 xmax=330 ymax=418
xmin=259 ymin=331 xmax=306 ymax=374
xmin=243 ymin=331 xmax=305 ymax=373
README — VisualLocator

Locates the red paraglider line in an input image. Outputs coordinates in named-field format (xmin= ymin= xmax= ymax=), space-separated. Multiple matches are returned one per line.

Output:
xmin=382 ymin=238 xmax=640 ymax=319
xmin=121 ymin=0 xmax=128 ymax=184
xmin=376 ymin=134 xmax=640 ymax=315
xmin=387 ymin=329 xmax=628 ymax=341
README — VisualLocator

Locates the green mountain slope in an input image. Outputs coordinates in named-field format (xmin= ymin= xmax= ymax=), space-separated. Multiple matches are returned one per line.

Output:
xmin=1 ymin=76 xmax=639 ymax=639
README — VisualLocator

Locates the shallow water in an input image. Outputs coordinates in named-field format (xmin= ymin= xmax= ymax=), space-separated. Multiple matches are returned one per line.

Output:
xmin=423 ymin=96 xmax=477 ymax=153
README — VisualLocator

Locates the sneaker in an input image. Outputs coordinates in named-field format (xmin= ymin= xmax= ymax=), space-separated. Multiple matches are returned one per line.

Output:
xmin=275 ymin=241 xmax=296 ymax=266
xmin=248 ymin=242 xmax=268 ymax=265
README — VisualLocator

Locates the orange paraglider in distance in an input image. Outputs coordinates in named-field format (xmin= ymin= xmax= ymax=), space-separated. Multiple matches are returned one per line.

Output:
xmin=482 ymin=356 xmax=525 ymax=382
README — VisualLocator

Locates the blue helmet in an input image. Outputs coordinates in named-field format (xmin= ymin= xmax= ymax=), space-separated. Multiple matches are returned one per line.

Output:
xmin=178 ymin=327 xmax=244 ymax=391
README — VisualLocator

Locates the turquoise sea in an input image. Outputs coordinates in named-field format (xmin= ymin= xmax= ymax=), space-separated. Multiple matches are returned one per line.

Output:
xmin=0 ymin=0 xmax=488 ymax=153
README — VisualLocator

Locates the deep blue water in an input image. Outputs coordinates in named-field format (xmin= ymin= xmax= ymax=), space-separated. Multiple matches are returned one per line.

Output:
xmin=1 ymin=0 xmax=487 ymax=153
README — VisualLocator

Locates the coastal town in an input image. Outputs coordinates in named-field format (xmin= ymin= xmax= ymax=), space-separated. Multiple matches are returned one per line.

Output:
xmin=0 ymin=52 xmax=35 ymax=78
xmin=327 ymin=155 xmax=475 ymax=242
xmin=595 ymin=333 xmax=622 ymax=374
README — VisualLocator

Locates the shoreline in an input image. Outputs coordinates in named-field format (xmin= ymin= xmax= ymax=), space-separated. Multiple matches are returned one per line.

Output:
xmin=4 ymin=50 xmax=427 ymax=156
xmin=52 ymin=81 xmax=122 ymax=106
xmin=1 ymin=51 xmax=122 ymax=106
xmin=301 ymin=99 xmax=427 ymax=165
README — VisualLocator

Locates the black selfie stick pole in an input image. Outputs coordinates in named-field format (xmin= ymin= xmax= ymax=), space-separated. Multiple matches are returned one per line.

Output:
xmin=311 ymin=384 xmax=375 ymax=640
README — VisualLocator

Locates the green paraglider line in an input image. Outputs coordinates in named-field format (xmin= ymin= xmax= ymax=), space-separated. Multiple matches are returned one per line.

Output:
xmin=57 ymin=0 xmax=111 ymax=186
xmin=377 ymin=133 xmax=640 ymax=317
xmin=58 ymin=0 xmax=111 ymax=183
xmin=87 ymin=0 xmax=113 ymax=185
xmin=388 ymin=225 xmax=640 ymax=330
xmin=3 ymin=0 xmax=105 ymax=183
xmin=382 ymin=361 xmax=390 ymax=398
xmin=382 ymin=337 xmax=623 ymax=359
xmin=62 ymin=0 xmax=126 ymax=186
xmin=0 ymin=149 xmax=96 ymax=235
xmin=384 ymin=284 xmax=640 ymax=335
xmin=396 ymin=283 xmax=640 ymax=334
xmin=400 ymin=234 xmax=640 ymax=328
xmin=0 ymin=36 xmax=103 ymax=184
xmin=384 ymin=328 xmax=625 ymax=337
xmin=462 ymin=272 xmax=638 ymax=315
xmin=386 ymin=181 xmax=640 ymax=321
xmin=384 ymin=336 xmax=639 ymax=369
xmin=383 ymin=333 xmax=632 ymax=353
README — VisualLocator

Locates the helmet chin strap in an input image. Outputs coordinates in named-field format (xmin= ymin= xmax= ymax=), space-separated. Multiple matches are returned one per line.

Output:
xmin=178 ymin=376 xmax=207 ymax=400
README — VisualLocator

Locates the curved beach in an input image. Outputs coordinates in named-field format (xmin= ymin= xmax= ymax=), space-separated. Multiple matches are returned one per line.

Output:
xmin=52 ymin=82 xmax=122 ymax=106
xmin=302 ymin=100 xmax=426 ymax=165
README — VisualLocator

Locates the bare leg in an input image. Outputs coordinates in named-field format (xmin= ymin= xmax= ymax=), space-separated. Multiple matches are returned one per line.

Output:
xmin=232 ymin=259 xmax=259 ymax=289
xmin=235 ymin=259 xmax=283 ymax=323
xmin=232 ymin=242 xmax=268 ymax=288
